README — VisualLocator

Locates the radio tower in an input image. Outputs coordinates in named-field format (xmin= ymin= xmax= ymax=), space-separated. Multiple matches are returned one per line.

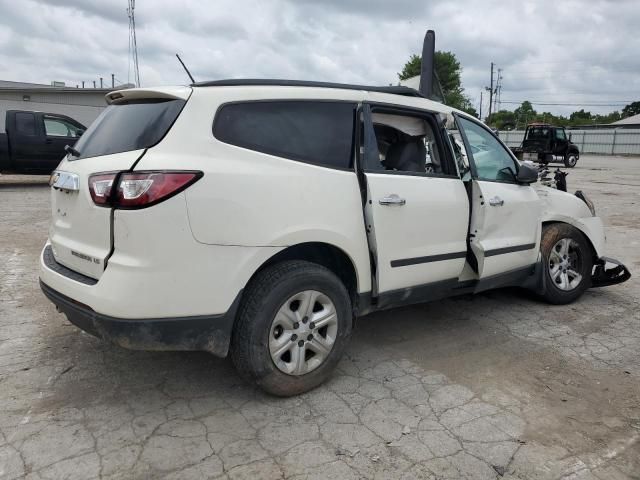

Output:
xmin=494 ymin=68 xmax=503 ymax=112
xmin=127 ymin=0 xmax=141 ymax=87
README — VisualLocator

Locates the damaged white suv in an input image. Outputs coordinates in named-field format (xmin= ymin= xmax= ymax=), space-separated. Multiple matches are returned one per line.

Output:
xmin=40 ymin=33 xmax=630 ymax=396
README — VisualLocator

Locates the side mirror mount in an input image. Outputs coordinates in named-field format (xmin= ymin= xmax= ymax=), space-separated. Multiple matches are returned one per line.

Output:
xmin=516 ymin=162 xmax=538 ymax=184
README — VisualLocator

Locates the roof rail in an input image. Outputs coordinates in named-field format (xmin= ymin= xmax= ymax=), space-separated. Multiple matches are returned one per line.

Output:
xmin=190 ymin=79 xmax=425 ymax=98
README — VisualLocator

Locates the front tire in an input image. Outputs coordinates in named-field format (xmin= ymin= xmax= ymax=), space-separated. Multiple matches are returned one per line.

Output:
xmin=231 ymin=260 xmax=352 ymax=396
xmin=539 ymin=223 xmax=593 ymax=304
xmin=564 ymin=152 xmax=578 ymax=168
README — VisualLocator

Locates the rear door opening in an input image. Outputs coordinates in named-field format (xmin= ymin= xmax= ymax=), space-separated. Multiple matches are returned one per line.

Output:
xmin=48 ymin=89 xmax=190 ymax=279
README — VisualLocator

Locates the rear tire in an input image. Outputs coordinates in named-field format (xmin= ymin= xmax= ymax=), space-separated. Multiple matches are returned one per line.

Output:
xmin=231 ymin=260 xmax=352 ymax=396
xmin=564 ymin=152 xmax=578 ymax=168
xmin=539 ymin=223 xmax=593 ymax=304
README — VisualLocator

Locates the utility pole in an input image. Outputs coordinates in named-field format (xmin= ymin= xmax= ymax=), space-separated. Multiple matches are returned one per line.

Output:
xmin=100 ymin=77 xmax=103 ymax=88
xmin=93 ymin=80 xmax=96 ymax=88
xmin=82 ymin=81 xmax=85 ymax=88
xmin=479 ymin=90 xmax=483 ymax=121
xmin=111 ymin=73 xmax=115 ymax=88
xmin=487 ymin=62 xmax=494 ymax=120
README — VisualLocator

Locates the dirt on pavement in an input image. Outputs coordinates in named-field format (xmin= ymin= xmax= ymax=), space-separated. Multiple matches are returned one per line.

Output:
xmin=0 ymin=156 xmax=639 ymax=479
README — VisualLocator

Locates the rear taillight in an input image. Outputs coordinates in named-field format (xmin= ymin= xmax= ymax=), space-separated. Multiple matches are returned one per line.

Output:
xmin=88 ymin=171 xmax=202 ymax=209
xmin=88 ymin=173 xmax=116 ymax=205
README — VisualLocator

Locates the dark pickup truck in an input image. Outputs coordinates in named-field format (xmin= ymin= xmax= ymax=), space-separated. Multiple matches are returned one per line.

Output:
xmin=0 ymin=110 xmax=85 ymax=174
xmin=510 ymin=123 xmax=580 ymax=168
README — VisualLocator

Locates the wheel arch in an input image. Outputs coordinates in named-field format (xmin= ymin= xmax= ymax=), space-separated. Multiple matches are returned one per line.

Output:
xmin=246 ymin=242 xmax=364 ymax=314
xmin=542 ymin=220 xmax=598 ymax=261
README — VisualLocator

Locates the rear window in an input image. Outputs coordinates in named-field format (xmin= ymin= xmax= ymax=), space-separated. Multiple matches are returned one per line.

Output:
xmin=15 ymin=112 xmax=36 ymax=136
xmin=213 ymin=101 xmax=356 ymax=169
xmin=527 ymin=127 xmax=549 ymax=140
xmin=71 ymin=99 xmax=185 ymax=160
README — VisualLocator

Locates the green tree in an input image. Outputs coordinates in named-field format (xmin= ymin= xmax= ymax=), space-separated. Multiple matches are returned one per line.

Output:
xmin=511 ymin=101 xmax=537 ymax=128
xmin=594 ymin=111 xmax=621 ymax=124
xmin=398 ymin=54 xmax=421 ymax=80
xmin=569 ymin=109 xmax=594 ymax=126
xmin=486 ymin=110 xmax=516 ymax=130
xmin=398 ymin=51 xmax=476 ymax=116
xmin=434 ymin=52 xmax=462 ymax=96
xmin=485 ymin=102 xmax=629 ymax=130
xmin=622 ymin=101 xmax=640 ymax=118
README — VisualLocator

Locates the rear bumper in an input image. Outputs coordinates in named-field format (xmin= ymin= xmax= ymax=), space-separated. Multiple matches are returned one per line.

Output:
xmin=40 ymin=280 xmax=241 ymax=357
xmin=591 ymin=256 xmax=631 ymax=288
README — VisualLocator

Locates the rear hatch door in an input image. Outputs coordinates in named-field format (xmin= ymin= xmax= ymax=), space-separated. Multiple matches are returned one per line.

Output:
xmin=49 ymin=88 xmax=190 ymax=279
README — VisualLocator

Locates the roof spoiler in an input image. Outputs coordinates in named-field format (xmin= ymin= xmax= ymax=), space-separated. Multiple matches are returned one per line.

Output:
xmin=105 ymin=86 xmax=192 ymax=104
xmin=418 ymin=30 xmax=445 ymax=103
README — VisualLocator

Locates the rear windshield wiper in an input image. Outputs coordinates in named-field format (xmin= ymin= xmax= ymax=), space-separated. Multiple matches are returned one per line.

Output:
xmin=64 ymin=144 xmax=81 ymax=157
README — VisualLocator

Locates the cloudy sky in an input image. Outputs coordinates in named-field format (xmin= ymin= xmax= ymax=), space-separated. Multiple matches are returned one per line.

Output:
xmin=1 ymin=0 xmax=638 ymax=116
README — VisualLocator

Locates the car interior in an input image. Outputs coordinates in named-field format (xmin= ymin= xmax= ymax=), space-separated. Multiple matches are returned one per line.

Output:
xmin=371 ymin=112 xmax=443 ymax=174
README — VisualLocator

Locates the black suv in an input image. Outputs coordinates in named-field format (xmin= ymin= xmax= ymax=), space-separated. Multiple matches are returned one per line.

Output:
xmin=511 ymin=123 xmax=580 ymax=168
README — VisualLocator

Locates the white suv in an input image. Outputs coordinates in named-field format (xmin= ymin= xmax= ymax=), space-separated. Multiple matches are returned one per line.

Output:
xmin=40 ymin=75 xmax=630 ymax=396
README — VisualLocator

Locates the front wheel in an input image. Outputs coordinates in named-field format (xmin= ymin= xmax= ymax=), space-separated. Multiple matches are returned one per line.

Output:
xmin=564 ymin=152 xmax=578 ymax=168
xmin=539 ymin=223 xmax=593 ymax=304
xmin=231 ymin=260 xmax=352 ymax=396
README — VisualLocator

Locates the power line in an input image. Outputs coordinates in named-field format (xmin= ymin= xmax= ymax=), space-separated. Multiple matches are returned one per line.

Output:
xmin=505 ymin=67 xmax=639 ymax=75
xmin=507 ymin=57 xmax=638 ymax=66
xmin=500 ymin=100 xmax=631 ymax=107
xmin=501 ymin=98 xmax=635 ymax=104
xmin=500 ymin=91 xmax=640 ymax=96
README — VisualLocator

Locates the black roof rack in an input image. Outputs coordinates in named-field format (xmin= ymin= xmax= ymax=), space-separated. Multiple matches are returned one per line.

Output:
xmin=191 ymin=79 xmax=425 ymax=98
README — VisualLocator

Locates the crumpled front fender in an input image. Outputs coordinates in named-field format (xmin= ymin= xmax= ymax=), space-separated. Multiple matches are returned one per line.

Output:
xmin=536 ymin=186 xmax=605 ymax=257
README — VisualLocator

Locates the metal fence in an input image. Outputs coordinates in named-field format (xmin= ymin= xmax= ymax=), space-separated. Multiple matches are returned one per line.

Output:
xmin=498 ymin=129 xmax=640 ymax=156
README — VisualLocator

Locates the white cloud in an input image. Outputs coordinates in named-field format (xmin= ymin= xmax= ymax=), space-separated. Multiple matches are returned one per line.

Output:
xmin=0 ymin=0 xmax=638 ymax=115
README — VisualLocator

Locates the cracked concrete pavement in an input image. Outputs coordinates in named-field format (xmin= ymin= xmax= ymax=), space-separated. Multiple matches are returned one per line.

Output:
xmin=1 ymin=155 xmax=639 ymax=479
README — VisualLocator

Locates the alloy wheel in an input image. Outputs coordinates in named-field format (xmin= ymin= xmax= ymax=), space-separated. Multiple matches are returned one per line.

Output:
xmin=548 ymin=238 xmax=583 ymax=291
xmin=268 ymin=290 xmax=338 ymax=375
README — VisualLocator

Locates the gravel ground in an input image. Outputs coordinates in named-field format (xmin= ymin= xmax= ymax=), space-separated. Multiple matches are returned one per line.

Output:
xmin=1 ymin=155 xmax=639 ymax=479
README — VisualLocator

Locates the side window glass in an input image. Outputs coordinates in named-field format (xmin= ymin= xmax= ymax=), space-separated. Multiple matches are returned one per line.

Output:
xmin=15 ymin=113 xmax=36 ymax=136
xmin=213 ymin=101 xmax=355 ymax=169
xmin=555 ymin=129 xmax=566 ymax=140
xmin=45 ymin=117 xmax=82 ymax=137
xmin=45 ymin=118 xmax=69 ymax=137
xmin=457 ymin=116 xmax=517 ymax=183
xmin=367 ymin=112 xmax=444 ymax=174
xmin=445 ymin=116 xmax=470 ymax=180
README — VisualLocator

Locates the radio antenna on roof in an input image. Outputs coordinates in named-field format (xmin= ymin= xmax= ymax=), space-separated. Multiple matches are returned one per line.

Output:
xmin=176 ymin=54 xmax=195 ymax=84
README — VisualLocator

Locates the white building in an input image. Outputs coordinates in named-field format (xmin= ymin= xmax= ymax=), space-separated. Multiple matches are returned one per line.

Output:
xmin=610 ymin=113 xmax=640 ymax=127
xmin=0 ymin=80 xmax=128 ymax=130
